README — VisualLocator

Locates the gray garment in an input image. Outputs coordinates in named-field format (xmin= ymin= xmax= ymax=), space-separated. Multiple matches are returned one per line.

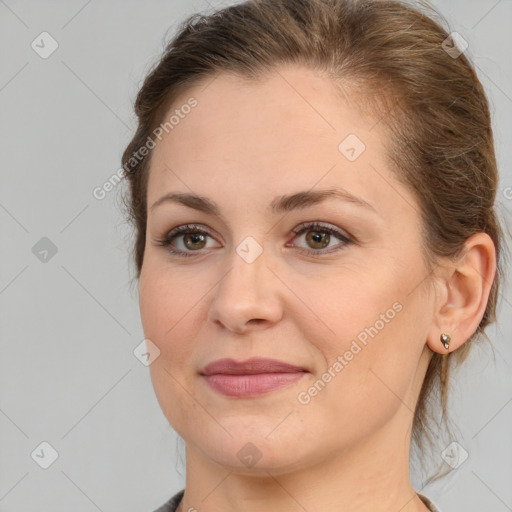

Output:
xmin=418 ymin=492 xmax=444 ymax=512
xmin=152 ymin=489 xmax=183 ymax=512
xmin=153 ymin=489 xmax=443 ymax=511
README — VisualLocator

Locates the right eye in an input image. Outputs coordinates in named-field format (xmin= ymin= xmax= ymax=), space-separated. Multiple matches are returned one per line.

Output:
xmin=155 ymin=223 xmax=220 ymax=257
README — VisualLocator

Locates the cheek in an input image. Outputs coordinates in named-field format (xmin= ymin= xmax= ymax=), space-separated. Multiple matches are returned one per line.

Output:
xmin=293 ymin=308 xmax=420 ymax=448
xmin=293 ymin=264 xmax=402 ymax=356
xmin=293 ymin=261 xmax=428 ymax=418
xmin=139 ymin=268 xmax=203 ymax=437
xmin=139 ymin=262 xmax=202 ymax=350
xmin=139 ymin=268 xmax=195 ymax=387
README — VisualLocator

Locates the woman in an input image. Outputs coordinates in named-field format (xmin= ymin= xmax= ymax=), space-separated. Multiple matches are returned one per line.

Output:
xmin=121 ymin=0 xmax=504 ymax=510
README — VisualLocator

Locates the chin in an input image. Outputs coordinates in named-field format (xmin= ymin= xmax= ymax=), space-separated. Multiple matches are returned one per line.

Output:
xmin=188 ymin=421 xmax=320 ymax=476
xmin=204 ymin=441 xmax=312 ymax=476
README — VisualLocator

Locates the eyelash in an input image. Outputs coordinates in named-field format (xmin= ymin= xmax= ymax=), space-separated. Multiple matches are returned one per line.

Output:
xmin=155 ymin=222 xmax=353 ymax=258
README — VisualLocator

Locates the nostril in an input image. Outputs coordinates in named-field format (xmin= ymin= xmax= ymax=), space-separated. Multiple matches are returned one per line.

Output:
xmin=248 ymin=318 xmax=265 ymax=326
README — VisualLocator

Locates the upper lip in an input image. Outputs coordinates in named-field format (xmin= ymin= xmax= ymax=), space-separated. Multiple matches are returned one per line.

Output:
xmin=200 ymin=357 xmax=308 ymax=376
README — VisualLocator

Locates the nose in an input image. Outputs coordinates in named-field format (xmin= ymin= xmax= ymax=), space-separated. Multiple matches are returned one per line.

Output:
xmin=207 ymin=242 xmax=284 ymax=334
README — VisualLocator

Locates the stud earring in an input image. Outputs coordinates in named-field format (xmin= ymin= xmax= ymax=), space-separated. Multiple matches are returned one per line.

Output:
xmin=440 ymin=333 xmax=451 ymax=350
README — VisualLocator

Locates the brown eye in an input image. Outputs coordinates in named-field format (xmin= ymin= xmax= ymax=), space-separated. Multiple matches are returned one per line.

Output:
xmin=156 ymin=224 xmax=220 ymax=258
xmin=290 ymin=222 xmax=353 ymax=257
xmin=305 ymin=230 xmax=331 ymax=250
xmin=183 ymin=232 xmax=208 ymax=250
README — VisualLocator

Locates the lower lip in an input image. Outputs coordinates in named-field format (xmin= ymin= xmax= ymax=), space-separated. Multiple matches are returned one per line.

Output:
xmin=202 ymin=372 xmax=306 ymax=397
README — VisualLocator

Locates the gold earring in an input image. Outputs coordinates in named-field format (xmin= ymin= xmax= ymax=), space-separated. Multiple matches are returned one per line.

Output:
xmin=440 ymin=333 xmax=451 ymax=350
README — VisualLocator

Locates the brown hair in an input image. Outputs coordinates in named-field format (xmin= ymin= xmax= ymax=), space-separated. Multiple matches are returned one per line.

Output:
xmin=121 ymin=0 xmax=505 ymax=480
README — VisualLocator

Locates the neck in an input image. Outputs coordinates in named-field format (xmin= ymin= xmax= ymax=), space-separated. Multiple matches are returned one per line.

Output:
xmin=178 ymin=408 xmax=430 ymax=512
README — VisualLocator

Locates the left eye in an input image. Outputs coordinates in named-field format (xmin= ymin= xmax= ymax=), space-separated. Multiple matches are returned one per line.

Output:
xmin=288 ymin=222 xmax=352 ymax=255
xmin=156 ymin=222 xmax=353 ymax=258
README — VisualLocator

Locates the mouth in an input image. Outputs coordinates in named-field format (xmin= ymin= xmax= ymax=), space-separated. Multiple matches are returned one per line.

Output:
xmin=200 ymin=357 xmax=308 ymax=398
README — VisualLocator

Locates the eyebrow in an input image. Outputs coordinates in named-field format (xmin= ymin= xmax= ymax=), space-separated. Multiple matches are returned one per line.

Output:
xmin=150 ymin=187 xmax=377 ymax=216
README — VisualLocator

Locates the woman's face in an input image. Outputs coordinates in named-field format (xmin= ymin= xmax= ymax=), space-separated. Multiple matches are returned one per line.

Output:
xmin=139 ymin=65 xmax=435 ymax=474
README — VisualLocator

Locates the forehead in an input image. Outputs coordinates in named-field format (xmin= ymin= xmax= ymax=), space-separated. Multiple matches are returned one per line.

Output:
xmin=146 ymin=65 xmax=415 ymax=220
xmin=158 ymin=66 xmax=371 ymax=156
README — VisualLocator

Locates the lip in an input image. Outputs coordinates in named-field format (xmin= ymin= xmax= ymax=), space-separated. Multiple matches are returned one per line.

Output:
xmin=201 ymin=357 xmax=307 ymax=376
xmin=200 ymin=357 xmax=308 ymax=397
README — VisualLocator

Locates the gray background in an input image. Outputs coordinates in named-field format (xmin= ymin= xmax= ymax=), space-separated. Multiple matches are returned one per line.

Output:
xmin=1 ymin=0 xmax=511 ymax=510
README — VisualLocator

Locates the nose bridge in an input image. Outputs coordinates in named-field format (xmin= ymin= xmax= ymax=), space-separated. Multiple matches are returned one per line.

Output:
xmin=221 ymin=235 xmax=267 ymax=299
xmin=208 ymin=235 xmax=283 ymax=331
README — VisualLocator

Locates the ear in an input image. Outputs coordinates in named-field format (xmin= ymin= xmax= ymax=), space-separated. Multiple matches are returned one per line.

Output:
xmin=426 ymin=233 xmax=497 ymax=354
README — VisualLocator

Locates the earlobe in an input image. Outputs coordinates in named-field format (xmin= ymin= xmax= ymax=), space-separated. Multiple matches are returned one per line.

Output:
xmin=426 ymin=233 xmax=496 ymax=354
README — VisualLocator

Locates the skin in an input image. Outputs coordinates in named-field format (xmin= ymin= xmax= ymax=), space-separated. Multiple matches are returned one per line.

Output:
xmin=138 ymin=65 xmax=496 ymax=512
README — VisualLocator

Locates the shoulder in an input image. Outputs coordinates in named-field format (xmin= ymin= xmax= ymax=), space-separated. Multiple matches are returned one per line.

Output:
xmin=418 ymin=492 xmax=444 ymax=512
xmin=152 ymin=489 xmax=184 ymax=512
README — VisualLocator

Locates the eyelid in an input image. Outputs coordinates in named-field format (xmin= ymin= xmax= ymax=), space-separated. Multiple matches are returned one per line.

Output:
xmin=158 ymin=223 xmax=221 ymax=249
xmin=161 ymin=221 xmax=351 ymax=241
xmin=291 ymin=221 xmax=351 ymax=239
